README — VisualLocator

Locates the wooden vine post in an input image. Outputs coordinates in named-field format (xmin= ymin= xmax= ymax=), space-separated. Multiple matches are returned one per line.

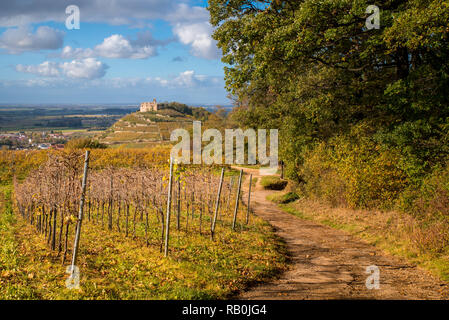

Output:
xmin=246 ymin=174 xmax=253 ymax=225
xmin=226 ymin=176 xmax=235 ymax=212
xmin=232 ymin=169 xmax=243 ymax=231
xmin=280 ymin=160 xmax=285 ymax=179
xmin=211 ymin=167 xmax=225 ymax=240
xmin=164 ymin=157 xmax=174 ymax=257
xmin=176 ymin=177 xmax=181 ymax=231
xmin=69 ymin=150 xmax=90 ymax=277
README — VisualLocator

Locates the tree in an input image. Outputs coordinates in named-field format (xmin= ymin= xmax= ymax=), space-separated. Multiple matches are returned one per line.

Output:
xmin=209 ymin=0 xmax=449 ymax=180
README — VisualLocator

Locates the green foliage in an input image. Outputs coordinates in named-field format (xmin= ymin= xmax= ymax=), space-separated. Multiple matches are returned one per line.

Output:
xmin=210 ymin=0 xmax=449 ymax=213
xmin=159 ymin=102 xmax=193 ymax=116
xmin=400 ymin=160 xmax=449 ymax=220
xmin=300 ymin=132 xmax=408 ymax=208
xmin=268 ymin=192 xmax=299 ymax=204
xmin=0 ymin=185 xmax=38 ymax=299
xmin=192 ymin=107 xmax=213 ymax=122
xmin=121 ymin=114 xmax=145 ymax=124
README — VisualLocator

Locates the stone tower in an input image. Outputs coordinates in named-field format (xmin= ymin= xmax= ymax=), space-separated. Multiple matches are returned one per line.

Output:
xmin=140 ymin=99 xmax=158 ymax=112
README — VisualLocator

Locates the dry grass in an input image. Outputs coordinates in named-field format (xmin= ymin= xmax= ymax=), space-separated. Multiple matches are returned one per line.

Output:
xmin=1 ymin=184 xmax=287 ymax=300
xmin=280 ymin=198 xmax=449 ymax=282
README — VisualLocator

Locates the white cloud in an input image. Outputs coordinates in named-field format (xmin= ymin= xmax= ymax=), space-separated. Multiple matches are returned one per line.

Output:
xmin=60 ymin=58 xmax=108 ymax=79
xmin=93 ymin=71 xmax=219 ymax=89
xmin=94 ymin=34 xmax=156 ymax=59
xmin=165 ymin=4 xmax=210 ymax=24
xmin=12 ymin=67 xmax=220 ymax=87
xmin=172 ymin=70 xmax=197 ymax=87
xmin=16 ymin=58 xmax=108 ymax=79
xmin=16 ymin=61 xmax=60 ymax=77
xmin=59 ymin=46 xmax=94 ymax=59
xmin=156 ymin=70 xmax=220 ymax=88
xmin=0 ymin=2 xmax=221 ymax=60
xmin=172 ymin=22 xmax=220 ymax=60
xmin=58 ymin=33 xmax=160 ymax=60
xmin=0 ymin=26 xmax=64 ymax=53
xmin=168 ymin=5 xmax=220 ymax=60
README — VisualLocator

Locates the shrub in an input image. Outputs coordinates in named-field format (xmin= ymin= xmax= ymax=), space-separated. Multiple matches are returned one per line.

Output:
xmin=260 ymin=176 xmax=288 ymax=190
xmin=403 ymin=161 xmax=449 ymax=220
xmin=299 ymin=142 xmax=347 ymax=207
xmin=66 ymin=138 xmax=107 ymax=150
xmin=300 ymin=128 xmax=408 ymax=208
xmin=270 ymin=192 xmax=299 ymax=204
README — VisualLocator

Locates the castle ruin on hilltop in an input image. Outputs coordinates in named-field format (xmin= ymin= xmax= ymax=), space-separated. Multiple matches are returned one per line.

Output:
xmin=140 ymin=99 xmax=158 ymax=112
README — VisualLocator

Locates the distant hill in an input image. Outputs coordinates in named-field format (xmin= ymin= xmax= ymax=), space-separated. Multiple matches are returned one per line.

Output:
xmin=98 ymin=103 xmax=216 ymax=148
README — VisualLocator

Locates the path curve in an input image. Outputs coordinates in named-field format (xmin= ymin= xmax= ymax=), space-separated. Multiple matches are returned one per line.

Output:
xmin=233 ymin=166 xmax=448 ymax=300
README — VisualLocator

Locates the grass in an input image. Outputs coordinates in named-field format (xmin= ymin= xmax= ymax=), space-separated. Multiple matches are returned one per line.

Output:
xmin=108 ymin=142 xmax=169 ymax=149
xmin=0 ymin=184 xmax=287 ymax=300
xmin=0 ymin=185 xmax=40 ymax=299
xmin=267 ymin=192 xmax=299 ymax=204
xmin=234 ymin=164 xmax=261 ymax=169
xmin=272 ymin=196 xmax=449 ymax=283
xmin=260 ymin=176 xmax=288 ymax=190
xmin=251 ymin=177 xmax=258 ymax=188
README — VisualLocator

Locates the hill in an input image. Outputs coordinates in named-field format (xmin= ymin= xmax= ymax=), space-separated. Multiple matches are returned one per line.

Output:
xmin=98 ymin=103 xmax=214 ymax=148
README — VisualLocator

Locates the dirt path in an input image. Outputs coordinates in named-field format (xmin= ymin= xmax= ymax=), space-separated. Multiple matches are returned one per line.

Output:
xmin=234 ymin=167 xmax=449 ymax=300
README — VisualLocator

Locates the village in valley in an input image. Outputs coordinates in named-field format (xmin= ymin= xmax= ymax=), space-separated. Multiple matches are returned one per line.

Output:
xmin=0 ymin=99 xmax=222 ymax=150
xmin=0 ymin=131 xmax=66 ymax=151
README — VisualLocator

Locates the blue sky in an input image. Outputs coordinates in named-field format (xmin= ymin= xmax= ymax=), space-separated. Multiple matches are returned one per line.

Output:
xmin=0 ymin=0 xmax=229 ymax=105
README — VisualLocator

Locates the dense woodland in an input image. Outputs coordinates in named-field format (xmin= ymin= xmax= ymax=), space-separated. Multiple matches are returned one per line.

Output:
xmin=211 ymin=0 xmax=449 ymax=218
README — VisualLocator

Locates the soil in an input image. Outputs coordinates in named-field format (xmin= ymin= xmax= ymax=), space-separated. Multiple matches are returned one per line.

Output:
xmin=234 ymin=167 xmax=449 ymax=300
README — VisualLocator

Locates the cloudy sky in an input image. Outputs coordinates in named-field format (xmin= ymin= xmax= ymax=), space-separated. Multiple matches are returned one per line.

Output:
xmin=0 ymin=0 xmax=229 ymax=105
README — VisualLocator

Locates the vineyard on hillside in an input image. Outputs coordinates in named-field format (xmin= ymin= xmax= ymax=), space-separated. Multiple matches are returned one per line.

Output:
xmin=0 ymin=150 xmax=286 ymax=299
xmin=99 ymin=110 xmax=198 ymax=146
xmin=14 ymin=151 xmax=250 ymax=261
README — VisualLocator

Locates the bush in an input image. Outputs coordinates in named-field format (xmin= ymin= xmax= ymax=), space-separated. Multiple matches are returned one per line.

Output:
xmin=260 ymin=176 xmax=288 ymax=190
xmin=299 ymin=142 xmax=347 ymax=207
xmin=66 ymin=138 xmax=107 ymax=150
xmin=401 ymin=161 xmax=449 ymax=220
xmin=300 ymin=127 xmax=408 ymax=209
xmin=270 ymin=192 xmax=299 ymax=204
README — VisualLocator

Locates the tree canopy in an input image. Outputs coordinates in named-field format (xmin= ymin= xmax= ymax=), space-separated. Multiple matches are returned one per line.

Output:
xmin=209 ymin=0 xmax=449 ymax=182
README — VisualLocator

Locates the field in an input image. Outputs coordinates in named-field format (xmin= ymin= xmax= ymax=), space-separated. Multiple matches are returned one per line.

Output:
xmin=0 ymin=149 xmax=287 ymax=299
xmin=0 ymin=105 xmax=137 ymax=132
xmin=0 ymin=103 xmax=221 ymax=150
